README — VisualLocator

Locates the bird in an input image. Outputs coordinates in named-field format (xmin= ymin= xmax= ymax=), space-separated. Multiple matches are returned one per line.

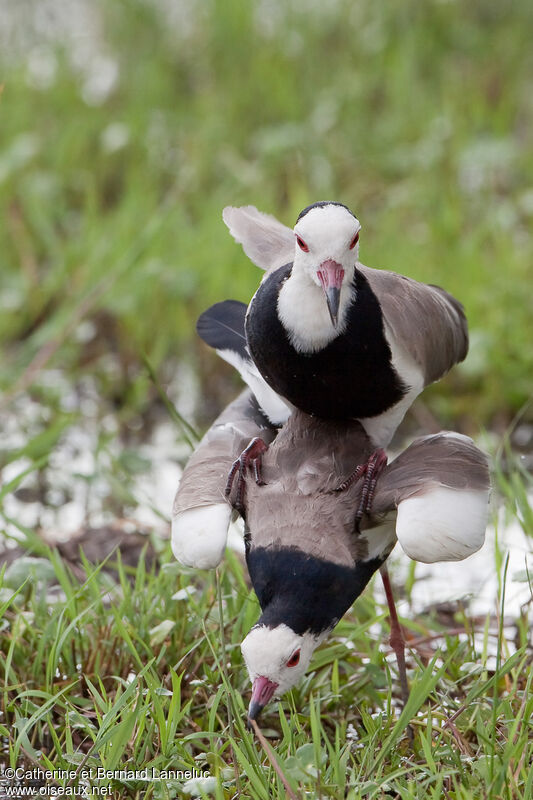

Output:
xmin=199 ymin=202 xmax=468 ymax=450
xmin=171 ymin=390 xmax=277 ymax=570
xmin=172 ymin=389 xmax=490 ymax=723
xmin=174 ymin=200 xmax=485 ymax=723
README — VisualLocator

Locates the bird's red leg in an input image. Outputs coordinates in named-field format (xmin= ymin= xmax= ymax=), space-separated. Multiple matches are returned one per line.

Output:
xmin=334 ymin=462 xmax=367 ymax=492
xmin=225 ymin=437 xmax=268 ymax=513
xmin=380 ymin=563 xmax=412 ymax=737
xmin=333 ymin=448 xmax=388 ymax=528
xmin=355 ymin=448 xmax=388 ymax=527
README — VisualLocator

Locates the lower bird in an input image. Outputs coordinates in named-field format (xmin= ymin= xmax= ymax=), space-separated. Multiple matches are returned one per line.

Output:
xmin=172 ymin=390 xmax=490 ymax=722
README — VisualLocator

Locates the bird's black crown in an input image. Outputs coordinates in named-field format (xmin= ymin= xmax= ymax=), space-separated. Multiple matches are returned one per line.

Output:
xmin=296 ymin=201 xmax=356 ymax=223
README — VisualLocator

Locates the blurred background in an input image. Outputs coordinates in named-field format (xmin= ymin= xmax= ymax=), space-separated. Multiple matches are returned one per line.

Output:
xmin=0 ymin=0 xmax=532 ymax=545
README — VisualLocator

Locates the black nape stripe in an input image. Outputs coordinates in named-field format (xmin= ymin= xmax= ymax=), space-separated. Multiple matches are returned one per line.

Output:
xmin=296 ymin=201 xmax=356 ymax=223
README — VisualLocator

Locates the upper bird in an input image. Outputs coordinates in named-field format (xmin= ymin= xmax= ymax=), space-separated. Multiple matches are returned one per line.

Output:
xmin=198 ymin=202 xmax=468 ymax=447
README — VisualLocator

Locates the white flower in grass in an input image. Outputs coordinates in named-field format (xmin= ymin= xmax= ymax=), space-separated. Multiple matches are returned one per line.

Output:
xmin=182 ymin=776 xmax=218 ymax=796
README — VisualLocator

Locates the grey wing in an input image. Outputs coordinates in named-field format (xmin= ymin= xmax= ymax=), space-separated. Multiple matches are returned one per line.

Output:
xmin=361 ymin=265 xmax=468 ymax=385
xmin=373 ymin=432 xmax=489 ymax=511
xmin=222 ymin=205 xmax=295 ymax=271
xmin=171 ymin=390 xmax=278 ymax=568
xmin=173 ymin=390 xmax=277 ymax=516
xmin=370 ymin=432 xmax=490 ymax=563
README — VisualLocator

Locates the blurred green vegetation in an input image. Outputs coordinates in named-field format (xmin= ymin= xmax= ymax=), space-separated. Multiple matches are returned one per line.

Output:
xmin=1 ymin=5 xmax=532 ymax=792
xmin=0 ymin=0 xmax=532 ymax=426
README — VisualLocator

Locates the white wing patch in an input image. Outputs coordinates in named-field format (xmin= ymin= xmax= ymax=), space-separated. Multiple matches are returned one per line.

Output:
xmin=171 ymin=502 xmax=231 ymax=569
xmin=396 ymin=486 xmax=489 ymax=563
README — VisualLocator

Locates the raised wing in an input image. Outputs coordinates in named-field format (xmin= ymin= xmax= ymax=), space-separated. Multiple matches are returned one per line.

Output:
xmin=361 ymin=265 xmax=468 ymax=386
xmin=372 ymin=432 xmax=490 ymax=563
xmin=222 ymin=205 xmax=295 ymax=271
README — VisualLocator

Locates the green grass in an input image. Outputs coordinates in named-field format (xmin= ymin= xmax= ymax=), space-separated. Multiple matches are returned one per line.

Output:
xmin=0 ymin=450 xmax=531 ymax=798
xmin=1 ymin=2 xmax=532 ymax=798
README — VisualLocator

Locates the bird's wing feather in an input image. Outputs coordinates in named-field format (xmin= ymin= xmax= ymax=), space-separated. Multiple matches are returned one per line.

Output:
xmin=196 ymin=300 xmax=291 ymax=424
xmin=360 ymin=265 xmax=468 ymax=385
xmin=197 ymin=300 xmax=248 ymax=359
xmin=223 ymin=205 xmax=295 ymax=271
xmin=373 ymin=432 xmax=489 ymax=509
xmin=173 ymin=390 xmax=277 ymax=517
xmin=371 ymin=432 xmax=490 ymax=563
xmin=172 ymin=390 xmax=277 ymax=569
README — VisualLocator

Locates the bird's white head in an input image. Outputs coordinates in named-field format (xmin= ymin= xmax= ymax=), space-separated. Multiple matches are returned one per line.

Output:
xmin=292 ymin=202 xmax=361 ymax=327
xmin=241 ymin=623 xmax=319 ymax=720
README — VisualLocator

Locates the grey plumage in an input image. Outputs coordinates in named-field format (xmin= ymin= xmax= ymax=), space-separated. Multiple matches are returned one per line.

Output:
xmin=360 ymin=266 xmax=468 ymax=386
xmin=222 ymin=206 xmax=295 ymax=273
xmin=172 ymin=391 xmax=490 ymax=712
xmin=173 ymin=391 xmax=490 ymax=570
xmin=172 ymin=391 xmax=276 ymax=517
xmin=243 ymin=411 xmax=375 ymax=568
xmin=243 ymin=414 xmax=490 ymax=567
xmin=371 ymin=432 xmax=490 ymax=514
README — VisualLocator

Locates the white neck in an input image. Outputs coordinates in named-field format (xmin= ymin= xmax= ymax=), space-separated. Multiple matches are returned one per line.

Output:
xmin=277 ymin=269 xmax=356 ymax=353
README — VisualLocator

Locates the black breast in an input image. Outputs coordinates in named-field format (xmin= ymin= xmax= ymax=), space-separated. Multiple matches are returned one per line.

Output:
xmin=245 ymin=265 xmax=407 ymax=420
xmin=246 ymin=545 xmax=383 ymax=635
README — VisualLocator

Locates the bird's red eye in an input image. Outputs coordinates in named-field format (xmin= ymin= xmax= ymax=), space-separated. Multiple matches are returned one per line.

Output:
xmin=296 ymin=236 xmax=309 ymax=252
xmin=286 ymin=649 xmax=301 ymax=668
xmin=349 ymin=231 xmax=360 ymax=249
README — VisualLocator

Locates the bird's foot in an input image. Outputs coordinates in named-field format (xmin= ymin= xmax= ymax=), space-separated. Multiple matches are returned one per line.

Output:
xmin=225 ymin=437 xmax=269 ymax=514
xmin=333 ymin=448 xmax=388 ymax=528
